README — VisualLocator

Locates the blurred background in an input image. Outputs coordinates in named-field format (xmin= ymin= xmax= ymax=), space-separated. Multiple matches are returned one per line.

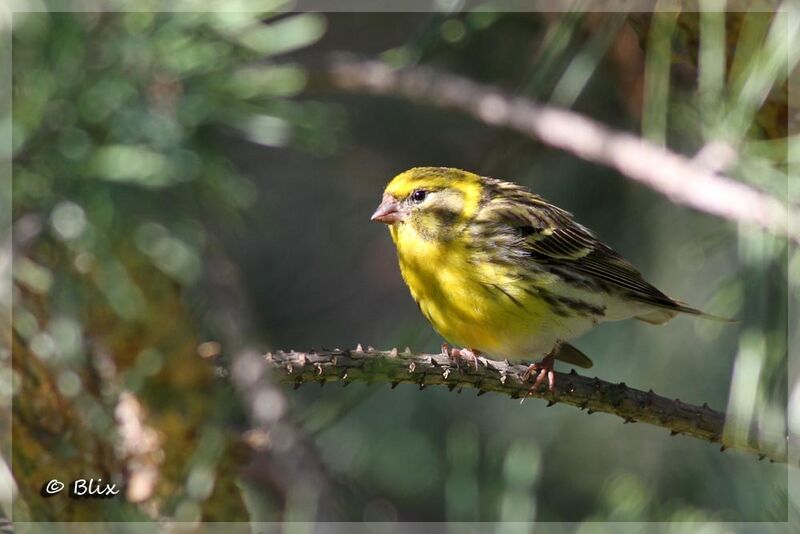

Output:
xmin=4 ymin=2 xmax=796 ymax=527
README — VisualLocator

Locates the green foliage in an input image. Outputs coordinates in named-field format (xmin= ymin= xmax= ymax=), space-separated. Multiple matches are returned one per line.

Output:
xmin=11 ymin=8 xmax=340 ymax=332
xmin=9 ymin=6 xmax=336 ymax=522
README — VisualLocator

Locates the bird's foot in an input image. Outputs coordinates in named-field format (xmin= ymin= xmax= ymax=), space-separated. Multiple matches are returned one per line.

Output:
xmin=442 ymin=344 xmax=480 ymax=371
xmin=522 ymin=355 xmax=556 ymax=392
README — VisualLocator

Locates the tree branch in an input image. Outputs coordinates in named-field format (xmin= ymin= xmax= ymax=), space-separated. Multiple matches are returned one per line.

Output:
xmin=317 ymin=55 xmax=795 ymax=243
xmin=264 ymin=347 xmax=792 ymax=466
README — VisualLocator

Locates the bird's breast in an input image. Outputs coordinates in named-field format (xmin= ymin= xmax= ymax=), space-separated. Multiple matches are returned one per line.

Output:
xmin=392 ymin=226 xmax=563 ymax=357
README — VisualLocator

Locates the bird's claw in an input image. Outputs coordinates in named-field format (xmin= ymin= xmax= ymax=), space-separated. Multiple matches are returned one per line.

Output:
xmin=522 ymin=355 xmax=556 ymax=393
xmin=442 ymin=344 xmax=480 ymax=371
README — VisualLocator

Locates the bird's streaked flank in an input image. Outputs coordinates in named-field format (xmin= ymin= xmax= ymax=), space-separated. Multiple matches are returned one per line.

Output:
xmin=371 ymin=167 xmax=732 ymax=391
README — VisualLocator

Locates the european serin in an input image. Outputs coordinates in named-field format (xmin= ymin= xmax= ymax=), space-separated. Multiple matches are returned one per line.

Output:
xmin=371 ymin=167 xmax=730 ymax=390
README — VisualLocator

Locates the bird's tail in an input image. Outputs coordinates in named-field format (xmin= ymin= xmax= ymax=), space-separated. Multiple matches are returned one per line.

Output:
xmin=552 ymin=343 xmax=594 ymax=368
xmin=635 ymin=300 xmax=736 ymax=325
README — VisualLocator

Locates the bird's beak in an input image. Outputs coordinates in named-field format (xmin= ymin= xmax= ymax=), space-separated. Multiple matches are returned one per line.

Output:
xmin=371 ymin=195 xmax=403 ymax=224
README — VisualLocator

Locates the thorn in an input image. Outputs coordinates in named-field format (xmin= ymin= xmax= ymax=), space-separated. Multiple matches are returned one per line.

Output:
xmin=546 ymin=400 xmax=556 ymax=407
xmin=390 ymin=347 xmax=398 ymax=357
xmin=759 ymin=454 xmax=766 ymax=461
xmin=477 ymin=389 xmax=487 ymax=396
xmin=448 ymin=383 xmax=457 ymax=392
xmin=404 ymin=346 xmax=412 ymax=355
xmin=670 ymin=430 xmax=679 ymax=436
xmin=355 ymin=344 xmax=364 ymax=353
xmin=702 ymin=402 xmax=710 ymax=409
xmin=720 ymin=445 xmax=727 ymax=452
xmin=648 ymin=389 xmax=655 ymax=395
xmin=391 ymin=381 xmax=399 ymax=389
xmin=408 ymin=362 xmax=416 ymax=373
xmin=419 ymin=383 xmax=426 ymax=391
xmin=569 ymin=369 xmax=577 ymax=375
xmin=587 ymin=409 xmax=595 ymax=414
xmin=618 ymin=382 xmax=627 ymax=388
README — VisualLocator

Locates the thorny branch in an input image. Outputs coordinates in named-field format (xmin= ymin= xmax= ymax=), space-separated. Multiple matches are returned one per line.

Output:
xmin=318 ymin=56 xmax=795 ymax=243
xmin=263 ymin=346 xmax=792 ymax=466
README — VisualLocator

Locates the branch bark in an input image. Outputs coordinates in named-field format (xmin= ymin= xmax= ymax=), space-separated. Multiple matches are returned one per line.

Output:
xmin=264 ymin=347 xmax=792 ymax=466
xmin=315 ymin=55 xmax=795 ymax=243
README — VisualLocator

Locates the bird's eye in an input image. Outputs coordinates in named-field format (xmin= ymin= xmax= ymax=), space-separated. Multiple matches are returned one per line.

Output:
xmin=411 ymin=189 xmax=428 ymax=203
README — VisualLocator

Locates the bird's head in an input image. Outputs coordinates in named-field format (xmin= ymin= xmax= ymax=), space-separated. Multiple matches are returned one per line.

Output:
xmin=371 ymin=167 xmax=484 ymax=241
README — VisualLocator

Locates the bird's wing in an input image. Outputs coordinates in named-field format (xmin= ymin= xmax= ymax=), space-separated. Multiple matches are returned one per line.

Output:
xmin=471 ymin=179 xmax=701 ymax=315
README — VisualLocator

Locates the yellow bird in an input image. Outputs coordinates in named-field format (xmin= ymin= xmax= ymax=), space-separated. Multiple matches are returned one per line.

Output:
xmin=371 ymin=167 xmax=730 ymax=390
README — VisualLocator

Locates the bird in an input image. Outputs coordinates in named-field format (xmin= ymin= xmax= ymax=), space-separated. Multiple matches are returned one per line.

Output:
xmin=371 ymin=167 xmax=731 ymax=391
